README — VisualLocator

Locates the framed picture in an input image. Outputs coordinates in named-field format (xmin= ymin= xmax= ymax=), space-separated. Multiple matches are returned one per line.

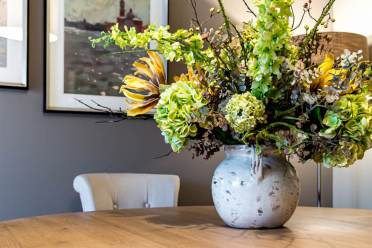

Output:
xmin=45 ymin=0 xmax=168 ymax=113
xmin=0 ymin=0 xmax=28 ymax=89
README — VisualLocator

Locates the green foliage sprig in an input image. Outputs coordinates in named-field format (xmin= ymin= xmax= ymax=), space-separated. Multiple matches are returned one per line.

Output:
xmin=92 ymin=25 xmax=215 ymax=71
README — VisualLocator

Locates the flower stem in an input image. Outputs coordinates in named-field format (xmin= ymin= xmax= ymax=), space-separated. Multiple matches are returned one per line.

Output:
xmin=217 ymin=0 xmax=233 ymax=42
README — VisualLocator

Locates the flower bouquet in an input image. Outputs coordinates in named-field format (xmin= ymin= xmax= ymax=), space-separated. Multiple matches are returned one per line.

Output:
xmin=92 ymin=0 xmax=372 ymax=228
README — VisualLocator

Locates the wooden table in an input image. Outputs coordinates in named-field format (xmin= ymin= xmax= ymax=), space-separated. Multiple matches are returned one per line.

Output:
xmin=0 ymin=206 xmax=371 ymax=248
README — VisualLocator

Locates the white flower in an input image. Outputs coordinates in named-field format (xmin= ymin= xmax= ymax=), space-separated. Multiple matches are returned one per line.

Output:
xmin=303 ymin=93 xmax=317 ymax=105
xmin=340 ymin=49 xmax=363 ymax=68
xmin=325 ymin=94 xmax=339 ymax=103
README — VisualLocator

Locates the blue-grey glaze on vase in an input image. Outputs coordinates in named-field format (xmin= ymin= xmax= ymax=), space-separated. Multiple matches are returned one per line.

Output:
xmin=212 ymin=145 xmax=300 ymax=229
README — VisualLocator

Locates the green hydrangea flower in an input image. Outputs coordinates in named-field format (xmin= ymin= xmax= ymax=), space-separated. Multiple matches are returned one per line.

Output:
xmin=224 ymin=92 xmax=266 ymax=134
xmin=319 ymin=111 xmax=342 ymax=139
xmin=333 ymin=94 xmax=369 ymax=121
xmin=321 ymin=93 xmax=372 ymax=167
xmin=154 ymin=80 xmax=208 ymax=153
xmin=323 ymin=141 xmax=365 ymax=168
xmin=321 ymin=93 xmax=371 ymax=141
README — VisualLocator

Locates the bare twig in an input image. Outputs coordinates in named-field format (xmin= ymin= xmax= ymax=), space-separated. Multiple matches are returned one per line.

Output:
xmin=74 ymin=98 xmax=152 ymax=122
xmin=189 ymin=0 xmax=203 ymax=30
xmin=291 ymin=6 xmax=295 ymax=29
xmin=91 ymin=100 xmax=116 ymax=115
xmin=229 ymin=21 xmax=248 ymax=68
xmin=217 ymin=0 xmax=233 ymax=42
xmin=153 ymin=150 xmax=174 ymax=159
xmin=241 ymin=0 xmax=257 ymax=17
xmin=188 ymin=0 xmax=230 ymax=73
xmin=300 ymin=0 xmax=336 ymax=65
xmin=307 ymin=11 xmax=318 ymax=22
xmin=304 ymin=0 xmax=336 ymax=44
xmin=75 ymin=98 xmax=113 ymax=114
xmin=292 ymin=10 xmax=306 ymax=31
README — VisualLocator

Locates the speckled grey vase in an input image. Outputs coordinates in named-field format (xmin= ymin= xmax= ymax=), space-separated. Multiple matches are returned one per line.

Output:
xmin=212 ymin=145 xmax=300 ymax=229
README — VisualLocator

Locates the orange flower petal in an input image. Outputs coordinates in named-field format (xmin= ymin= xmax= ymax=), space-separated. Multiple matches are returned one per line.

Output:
xmin=127 ymin=100 xmax=158 ymax=116
xmin=132 ymin=61 xmax=154 ymax=79
xmin=123 ymin=75 xmax=159 ymax=94
xmin=148 ymin=51 xmax=166 ymax=84
xmin=121 ymin=88 xmax=155 ymax=101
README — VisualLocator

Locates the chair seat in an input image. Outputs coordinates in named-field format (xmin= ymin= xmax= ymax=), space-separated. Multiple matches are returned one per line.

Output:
xmin=73 ymin=173 xmax=180 ymax=212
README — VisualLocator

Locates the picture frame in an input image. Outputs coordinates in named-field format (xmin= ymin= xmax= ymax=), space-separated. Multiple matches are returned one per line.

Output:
xmin=0 ymin=0 xmax=29 ymax=89
xmin=44 ymin=0 xmax=168 ymax=113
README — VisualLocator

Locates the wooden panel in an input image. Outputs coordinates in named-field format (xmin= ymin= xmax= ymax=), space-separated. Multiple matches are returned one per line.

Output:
xmin=294 ymin=32 xmax=369 ymax=63
xmin=0 ymin=207 xmax=372 ymax=247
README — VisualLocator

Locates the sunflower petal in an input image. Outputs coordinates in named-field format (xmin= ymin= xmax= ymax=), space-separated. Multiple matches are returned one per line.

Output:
xmin=173 ymin=74 xmax=188 ymax=82
xmin=121 ymin=88 xmax=154 ymax=101
xmin=118 ymin=52 xmax=166 ymax=111
xmin=140 ymin=54 xmax=166 ymax=86
xmin=127 ymin=100 xmax=158 ymax=116
xmin=140 ymin=57 xmax=160 ymax=85
xmin=148 ymin=51 xmax=166 ymax=84
xmin=312 ymin=54 xmax=336 ymax=90
xmin=123 ymin=75 xmax=159 ymax=94
xmin=127 ymin=98 xmax=158 ymax=108
xmin=132 ymin=61 xmax=154 ymax=80
xmin=187 ymin=66 xmax=196 ymax=81
xmin=319 ymin=54 xmax=335 ymax=74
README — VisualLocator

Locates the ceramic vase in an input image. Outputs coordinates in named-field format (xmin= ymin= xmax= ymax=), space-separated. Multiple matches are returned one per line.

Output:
xmin=212 ymin=145 xmax=300 ymax=229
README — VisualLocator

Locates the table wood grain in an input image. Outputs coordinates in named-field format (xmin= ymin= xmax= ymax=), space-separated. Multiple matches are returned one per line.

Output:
xmin=0 ymin=206 xmax=371 ymax=248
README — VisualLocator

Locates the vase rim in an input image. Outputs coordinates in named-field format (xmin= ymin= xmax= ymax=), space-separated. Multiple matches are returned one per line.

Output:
xmin=224 ymin=145 xmax=256 ymax=152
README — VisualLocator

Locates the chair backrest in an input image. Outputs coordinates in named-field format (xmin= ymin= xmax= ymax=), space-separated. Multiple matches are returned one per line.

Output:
xmin=73 ymin=173 xmax=180 ymax=212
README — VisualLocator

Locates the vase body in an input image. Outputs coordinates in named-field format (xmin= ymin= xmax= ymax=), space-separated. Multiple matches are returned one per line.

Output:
xmin=212 ymin=145 xmax=300 ymax=229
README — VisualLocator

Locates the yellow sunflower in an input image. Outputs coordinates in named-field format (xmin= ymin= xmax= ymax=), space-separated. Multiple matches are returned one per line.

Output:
xmin=120 ymin=51 xmax=167 ymax=116
xmin=312 ymin=54 xmax=348 ymax=90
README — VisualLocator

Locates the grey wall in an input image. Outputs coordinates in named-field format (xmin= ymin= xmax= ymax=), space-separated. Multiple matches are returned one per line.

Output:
xmin=0 ymin=0 xmax=331 ymax=221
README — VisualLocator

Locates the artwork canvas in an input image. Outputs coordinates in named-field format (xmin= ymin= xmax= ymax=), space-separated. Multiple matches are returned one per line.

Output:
xmin=0 ymin=0 xmax=7 ymax=67
xmin=0 ymin=0 xmax=28 ymax=88
xmin=64 ymin=0 xmax=149 ymax=97
xmin=46 ymin=0 xmax=168 ymax=112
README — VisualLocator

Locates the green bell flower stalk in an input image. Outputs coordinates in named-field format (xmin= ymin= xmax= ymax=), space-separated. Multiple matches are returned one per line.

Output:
xmin=249 ymin=0 xmax=297 ymax=99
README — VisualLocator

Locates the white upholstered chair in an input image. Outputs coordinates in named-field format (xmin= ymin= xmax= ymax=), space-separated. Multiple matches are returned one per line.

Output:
xmin=73 ymin=173 xmax=180 ymax=212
